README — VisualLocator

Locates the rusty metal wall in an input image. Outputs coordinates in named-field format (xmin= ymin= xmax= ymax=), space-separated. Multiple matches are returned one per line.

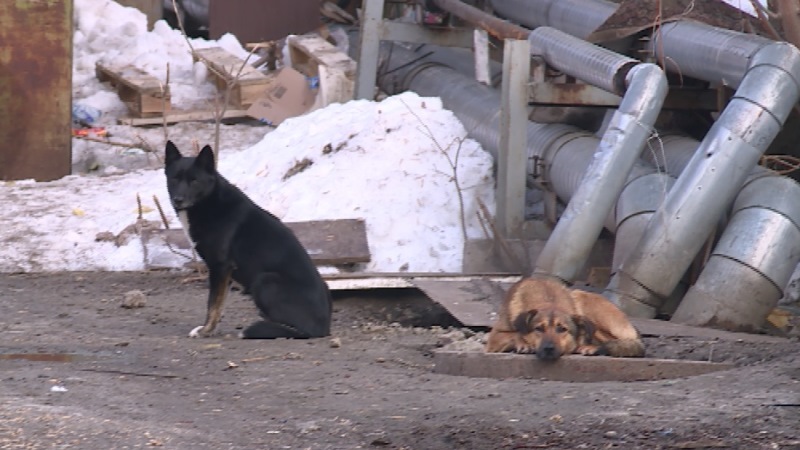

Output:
xmin=0 ymin=0 xmax=73 ymax=182
xmin=209 ymin=0 xmax=321 ymax=43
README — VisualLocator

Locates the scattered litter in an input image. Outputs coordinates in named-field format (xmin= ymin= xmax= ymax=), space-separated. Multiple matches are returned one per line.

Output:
xmin=370 ymin=436 xmax=392 ymax=447
xmin=329 ymin=337 xmax=342 ymax=348
xmin=72 ymin=103 xmax=102 ymax=126
xmin=225 ymin=361 xmax=239 ymax=370
xmin=50 ymin=385 xmax=68 ymax=393
xmin=72 ymin=127 xmax=108 ymax=138
xmin=296 ymin=420 xmax=321 ymax=434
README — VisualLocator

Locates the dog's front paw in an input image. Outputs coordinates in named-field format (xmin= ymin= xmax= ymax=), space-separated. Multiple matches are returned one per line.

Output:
xmin=189 ymin=325 xmax=206 ymax=338
xmin=513 ymin=336 xmax=536 ymax=354
xmin=575 ymin=344 xmax=602 ymax=356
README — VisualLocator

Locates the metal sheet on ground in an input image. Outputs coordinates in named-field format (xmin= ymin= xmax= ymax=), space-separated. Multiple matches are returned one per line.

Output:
xmin=412 ymin=278 xmax=517 ymax=327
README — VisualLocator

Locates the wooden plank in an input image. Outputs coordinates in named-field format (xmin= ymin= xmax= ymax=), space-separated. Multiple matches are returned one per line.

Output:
xmin=96 ymin=63 xmax=167 ymax=95
xmin=193 ymin=47 xmax=269 ymax=86
xmin=117 ymin=109 xmax=249 ymax=126
xmin=288 ymin=219 xmax=370 ymax=265
xmin=193 ymin=47 xmax=274 ymax=107
xmin=142 ymin=219 xmax=369 ymax=267
xmin=288 ymin=34 xmax=357 ymax=79
xmin=0 ymin=0 xmax=72 ymax=182
xmin=433 ymin=351 xmax=735 ymax=382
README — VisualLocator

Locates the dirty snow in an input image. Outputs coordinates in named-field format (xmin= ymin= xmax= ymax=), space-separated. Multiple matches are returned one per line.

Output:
xmin=0 ymin=0 xmax=495 ymax=273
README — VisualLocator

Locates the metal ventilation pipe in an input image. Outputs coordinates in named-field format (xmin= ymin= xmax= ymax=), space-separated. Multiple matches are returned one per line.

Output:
xmin=641 ymin=136 xmax=800 ymax=331
xmin=672 ymin=171 xmax=800 ymax=331
xmin=607 ymin=30 xmax=800 ymax=317
xmin=488 ymin=0 xmax=617 ymax=40
xmin=527 ymin=27 xmax=668 ymax=282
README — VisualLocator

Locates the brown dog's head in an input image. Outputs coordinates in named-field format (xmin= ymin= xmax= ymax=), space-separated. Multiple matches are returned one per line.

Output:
xmin=513 ymin=308 xmax=595 ymax=361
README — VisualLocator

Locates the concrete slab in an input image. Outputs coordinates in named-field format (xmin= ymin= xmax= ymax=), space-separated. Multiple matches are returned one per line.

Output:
xmin=433 ymin=350 xmax=735 ymax=382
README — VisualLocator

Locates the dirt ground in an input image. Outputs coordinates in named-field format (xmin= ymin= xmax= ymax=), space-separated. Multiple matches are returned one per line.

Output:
xmin=1 ymin=271 xmax=798 ymax=450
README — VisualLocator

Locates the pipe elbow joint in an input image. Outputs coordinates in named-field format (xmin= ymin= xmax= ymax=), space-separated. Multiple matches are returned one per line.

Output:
xmin=737 ymin=42 xmax=800 ymax=122
xmin=749 ymin=41 xmax=800 ymax=83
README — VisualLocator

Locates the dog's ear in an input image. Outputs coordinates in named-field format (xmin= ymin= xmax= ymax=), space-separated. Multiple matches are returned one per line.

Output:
xmin=165 ymin=141 xmax=181 ymax=166
xmin=195 ymin=145 xmax=216 ymax=171
xmin=512 ymin=309 xmax=537 ymax=334
xmin=572 ymin=315 xmax=596 ymax=341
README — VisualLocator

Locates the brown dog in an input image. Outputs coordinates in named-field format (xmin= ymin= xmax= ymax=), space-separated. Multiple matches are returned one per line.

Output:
xmin=485 ymin=277 xmax=644 ymax=360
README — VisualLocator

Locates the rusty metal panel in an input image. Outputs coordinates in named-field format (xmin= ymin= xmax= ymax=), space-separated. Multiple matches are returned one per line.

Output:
xmin=209 ymin=0 xmax=321 ymax=44
xmin=0 ymin=0 xmax=72 ymax=182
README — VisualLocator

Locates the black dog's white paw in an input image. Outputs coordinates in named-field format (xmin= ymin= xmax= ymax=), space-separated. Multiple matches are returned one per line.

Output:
xmin=189 ymin=325 xmax=205 ymax=338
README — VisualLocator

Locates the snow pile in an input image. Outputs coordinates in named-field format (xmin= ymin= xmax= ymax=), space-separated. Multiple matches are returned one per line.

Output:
xmin=0 ymin=92 xmax=496 ymax=273
xmin=222 ymin=92 xmax=496 ymax=272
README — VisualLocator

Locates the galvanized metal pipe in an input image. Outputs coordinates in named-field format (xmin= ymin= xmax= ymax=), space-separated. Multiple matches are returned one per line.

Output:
xmin=607 ymin=41 xmax=800 ymax=317
xmin=527 ymin=27 xmax=638 ymax=95
xmin=671 ymin=172 xmax=800 ymax=331
xmin=648 ymin=21 xmax=773 ymax=89
xmin=640 ymin=136 xmax=800 ymax=330
xmin=529 ymin=27 xmax=668 ymax=281
xmin=489 ymin=0 xmax=617 ymax=40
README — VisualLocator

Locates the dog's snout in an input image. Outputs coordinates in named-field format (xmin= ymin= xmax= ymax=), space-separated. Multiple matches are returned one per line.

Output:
xmin=171 ymin=195 xmax=186 ymax=208
xmin=537 ymin=341 xmax=559 ymax=361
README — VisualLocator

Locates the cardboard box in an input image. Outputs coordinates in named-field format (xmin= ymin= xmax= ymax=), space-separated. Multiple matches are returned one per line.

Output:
xmin=246 ymin=67 xmax=317 ymax=126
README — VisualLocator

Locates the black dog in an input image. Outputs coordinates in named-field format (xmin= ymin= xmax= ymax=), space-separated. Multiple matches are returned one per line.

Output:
xmin=164 ymin=141 xmax=332 ymax=338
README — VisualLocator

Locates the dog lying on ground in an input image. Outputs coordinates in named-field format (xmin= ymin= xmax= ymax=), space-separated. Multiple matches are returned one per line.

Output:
xmin=164 ymin=141 xmax=332 ymax=339
xmin=485 ymin=276 xmax=644 ymax=360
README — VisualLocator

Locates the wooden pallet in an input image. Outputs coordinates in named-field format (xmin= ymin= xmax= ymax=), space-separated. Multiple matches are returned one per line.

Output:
xmin=193 ymin=47 xmax=273 ymax=108
xmin=96 ymin=63 xmax=171 ymax=117
xmin=288 ymin=34 xmax=357 ymax=80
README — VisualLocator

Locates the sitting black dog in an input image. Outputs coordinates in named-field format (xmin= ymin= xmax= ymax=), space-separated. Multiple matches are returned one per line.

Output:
xmin=164 ymin=141 xmax=332 ymax=338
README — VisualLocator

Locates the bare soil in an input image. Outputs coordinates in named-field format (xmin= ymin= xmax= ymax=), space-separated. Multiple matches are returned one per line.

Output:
xmin=1 ymin=272 xmax=798 ymax=449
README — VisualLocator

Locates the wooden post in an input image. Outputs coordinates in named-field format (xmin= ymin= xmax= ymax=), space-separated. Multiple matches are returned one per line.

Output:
xmin=496 ymin=39 xmax=530 ymax=238
xmin=354 ymin=0 xmax=385 ymax=100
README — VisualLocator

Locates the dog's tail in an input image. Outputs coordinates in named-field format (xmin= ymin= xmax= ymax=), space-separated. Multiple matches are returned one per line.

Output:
xmin=241 ymin=320 xmax=315 ymax=339
xmin=598 ymin=338 xmax=645 ymax=358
